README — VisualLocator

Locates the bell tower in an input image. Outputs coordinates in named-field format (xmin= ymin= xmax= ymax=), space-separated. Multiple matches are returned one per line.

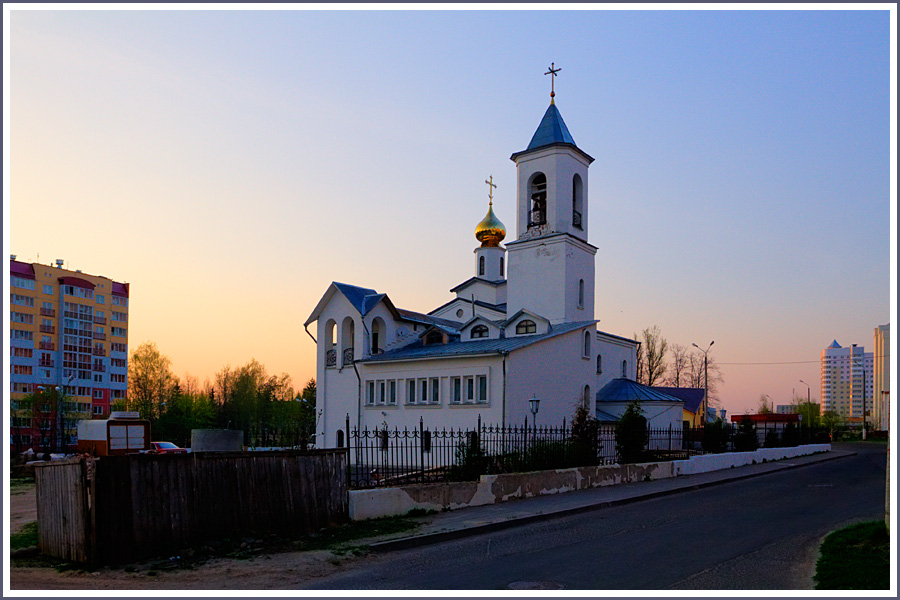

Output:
xmin=505 ymin=66 xmax=597 ymax=325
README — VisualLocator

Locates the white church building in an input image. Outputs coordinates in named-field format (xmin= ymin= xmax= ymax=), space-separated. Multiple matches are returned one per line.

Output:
xmin=305 ymin=88 xmax=639 ymax=449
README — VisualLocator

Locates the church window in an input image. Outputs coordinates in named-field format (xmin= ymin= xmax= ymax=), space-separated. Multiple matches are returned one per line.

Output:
xmin=431 ymin=378 xmax=440 ymax=404
xmin=622 ymin=359 xmax=628 ymax=378
xmin=528 ymin=173 xmax=547 ymax=227
xmin=597 ymin=355 xmax=602 ymax=374
xmin=420 ymin=379 xmax=428 ymax=403
xmin=477 ymin=375 xmax=488 ymax=403
xmin=367 ymin=381 xmax=375 ymax=405
xmin=583 ymin=331 xmax=591 ymax=358
xmin=371 ymin=317 xmax=384 ymax=353
xmin=578 ymin=279 xmax=585 ymax=308
xmin=451 ymin=377 xmax=462 ymax=403
xmin=465 ymin=376 xmax=475 ymax=402
xmin=336 ymin=430 xmax=345 ymax=448
xmin=389 ymin=380 xmax=397 ymax=405
xmin=379 ymin=381 xmax=386 ymax=405
xmin=516 ymin=320 xmax=536 ymax=335
xmin=479 ymin=256 xmax=485 ymax=276
xmin=500 ymin=256 xmax=504 ymax=277
xmin=471 ymin=325 xmax=489 ymax=339
xmin=572 ymin=174 xmax=583 ymax=229
xmin=408 ymin=379 xmax=416 ymax=404
xmin=583 ymin=385 xmax=591 ymax=407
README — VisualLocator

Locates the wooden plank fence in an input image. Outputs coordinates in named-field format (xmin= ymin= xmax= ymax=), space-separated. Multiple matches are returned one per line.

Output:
xmin=34 ymin=449 xmax=348 ymax=565
xmin=34 ymin=458 xmax=92 ymax=564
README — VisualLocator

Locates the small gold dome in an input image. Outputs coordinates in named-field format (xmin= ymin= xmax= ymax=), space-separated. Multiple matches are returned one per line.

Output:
xmin=475 ymin=203 xmax=506 ymax=247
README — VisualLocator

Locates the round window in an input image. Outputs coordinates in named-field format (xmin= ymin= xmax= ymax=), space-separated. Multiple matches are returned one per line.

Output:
xmin=456 ymin=309 xmax=464 ymax=318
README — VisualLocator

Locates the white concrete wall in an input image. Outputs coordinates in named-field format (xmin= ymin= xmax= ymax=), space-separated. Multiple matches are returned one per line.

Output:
xmin=349 ymin=443 xmax=832 ymax=520
xmin=595 ymin=333 xmax=638 ymax=389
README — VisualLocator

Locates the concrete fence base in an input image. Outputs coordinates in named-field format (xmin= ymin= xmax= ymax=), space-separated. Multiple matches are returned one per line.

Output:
xmin=349 ymin=443 xmax=830 ymax=521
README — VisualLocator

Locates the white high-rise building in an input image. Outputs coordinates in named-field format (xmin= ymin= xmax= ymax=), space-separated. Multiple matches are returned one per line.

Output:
xmin=820 ymin=340 xmax=874 ymax=420
xmin=873 ymin=324 xmax=890 ymax=431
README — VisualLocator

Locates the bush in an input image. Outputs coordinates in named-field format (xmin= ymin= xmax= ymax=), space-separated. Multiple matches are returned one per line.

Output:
xmin=701 ymin=419 xmax=728 ymax=453
xmin=764 ymin=428 xmax=781 ymax=448
xmin=570 ymin=404 xmax=601 ymax=466
xmin=733 ymin=416 xmax=758 ymax=452
xmin=615 ymin=401 xmax=648 ymax=464
xmin=446 ymin=433 xmax=488 ymax=481
xmin=782 ymin=422 xmax=799 ymax=447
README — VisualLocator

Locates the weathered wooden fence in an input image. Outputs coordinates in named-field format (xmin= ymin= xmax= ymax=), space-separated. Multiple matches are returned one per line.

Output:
xmin=34 ymin=449 xmax=348 ymax=565
xmin=33 ymin=458 xmax=92 ymax=563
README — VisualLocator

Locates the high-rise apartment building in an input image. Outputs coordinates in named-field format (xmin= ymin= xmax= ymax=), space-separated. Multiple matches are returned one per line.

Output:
xmin=820 ymin=340 xmax=873 ymax=421
xmin=10 ymin=257 xmax=129 ymax=453
xmin=873 ymin=323 xmax=890 ymax=431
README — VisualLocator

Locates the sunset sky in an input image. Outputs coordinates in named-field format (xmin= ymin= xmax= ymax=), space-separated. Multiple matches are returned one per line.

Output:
xmin=6 ymin=6 xmax=895 ymax=416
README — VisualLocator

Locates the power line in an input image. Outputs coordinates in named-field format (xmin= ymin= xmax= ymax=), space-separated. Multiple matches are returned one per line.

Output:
xmin=720 ymin=354 xmax=889 ymax=366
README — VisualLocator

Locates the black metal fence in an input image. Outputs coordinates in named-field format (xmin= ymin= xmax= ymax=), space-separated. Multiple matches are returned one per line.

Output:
xmin=346 ymin=415 xmax=831 ymax=489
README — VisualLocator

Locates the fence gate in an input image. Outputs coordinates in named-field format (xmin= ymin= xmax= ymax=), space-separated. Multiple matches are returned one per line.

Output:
xmin=33 ymin=458 xmax=92 ymax=563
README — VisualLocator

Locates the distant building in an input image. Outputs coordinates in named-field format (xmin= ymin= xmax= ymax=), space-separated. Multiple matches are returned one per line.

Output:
xmin=651 ymin=386 xmax=704 ymax=427
xmin=776 ymin=405 xmax=793 ymax=414
xmin=10 ymin=257 xmax=130 ymax=453
xmin=873 ymin=324 xmax=890 ymax=431
xmin=820 ymin=340 xmax=873 ymax=420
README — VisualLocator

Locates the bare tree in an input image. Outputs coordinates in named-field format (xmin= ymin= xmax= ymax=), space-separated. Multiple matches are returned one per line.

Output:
xmin=665 ymin=344 xmax=690 ymax=387
xmin=687 ymin=350 xmax=724 ymax=408
xmin=634 ymin=326 xmax=668 ymax=386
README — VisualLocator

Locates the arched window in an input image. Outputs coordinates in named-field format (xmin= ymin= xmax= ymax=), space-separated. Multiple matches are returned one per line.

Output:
xmin=596 ymin=354 xmax=602 ymax=374
xmin=572 ymin=174 xmax=583 ymax=229
xmin=578 ymin=279 xmax=585 ymax=308
xmin=583 ymin=385 xmax=591 ymax=407
xmin=325 ymin=319 xmax=337 ymax=367
xmin=622 ymin=359 xmax=628 ymax=378
xmin=500 ymin=256 xmax=504 ymax=277
xmin=471 ymin=325 xmax=489 ymax=339
xmin=516 ymin=320 xmax=536 ymax=335
xmin=528 ymin=173 xmax=547 ymax=227
xmin=583 ymin=331 xmax=591 ymax=357
xmin=341 ymin=317 xmax=355 ymax=365
xmin=479 ymin=256 xmax=485 ymax=276
xmin=371 ymin=317 xmax=385 ymax=354
xmin=336 ymin=430 xmax=345 ymax=448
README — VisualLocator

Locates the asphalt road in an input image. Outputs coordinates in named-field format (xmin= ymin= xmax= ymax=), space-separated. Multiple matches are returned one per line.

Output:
xmin=301 ymin=443 xmax=887 ymax=591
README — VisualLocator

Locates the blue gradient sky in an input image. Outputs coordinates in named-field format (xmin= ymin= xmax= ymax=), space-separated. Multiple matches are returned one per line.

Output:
xmin=7 ymin=7 xmax=894 ymax=415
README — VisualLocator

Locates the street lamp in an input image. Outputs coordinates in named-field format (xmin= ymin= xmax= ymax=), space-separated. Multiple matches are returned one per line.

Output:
xmin=692 ymin=341 xmax=714 ymax=426
xmin=529 ymin=396 xmax=541 ymax=422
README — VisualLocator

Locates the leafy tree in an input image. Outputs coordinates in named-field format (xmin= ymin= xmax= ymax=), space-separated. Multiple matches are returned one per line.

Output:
xmin=821 ymin=410 xmax=843 ymax=439
xmin=570 ymin=402 xmax=600 ymax=466
xmin=128 ymin=342 xmax=176 ymax=421
xmin=701 ymin=418 xmax=728 ymax=453
xmin=757 ymin=394 xmax=773 ymax=415
xmin=615 ymin=400 xmax=648 ymax=463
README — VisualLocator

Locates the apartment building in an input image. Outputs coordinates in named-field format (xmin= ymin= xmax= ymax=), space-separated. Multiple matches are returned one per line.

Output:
xmin=820 ymin=340 xmax=873 ymax=421
xmin=873 ymin=323 xmax=890 ymax=431
xmin=10 ymin=257 xmax=129 ymax=453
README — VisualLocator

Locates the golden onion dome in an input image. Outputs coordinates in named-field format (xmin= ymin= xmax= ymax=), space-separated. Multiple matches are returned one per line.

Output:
xmin=475 ymin=202 xmax=506 ymax=247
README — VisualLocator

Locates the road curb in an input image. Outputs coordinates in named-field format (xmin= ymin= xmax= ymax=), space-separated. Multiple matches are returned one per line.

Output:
xmin=368 ymin=451 xmax=856 ymax=553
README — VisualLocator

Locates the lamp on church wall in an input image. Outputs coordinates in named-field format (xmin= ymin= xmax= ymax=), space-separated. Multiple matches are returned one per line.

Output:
xmin=529 ymin=395 xmax=541 ymax=423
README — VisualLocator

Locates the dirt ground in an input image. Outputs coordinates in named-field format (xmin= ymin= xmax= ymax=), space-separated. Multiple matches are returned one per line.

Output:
xmin=7 ymin=482 xmax=372 ymax=590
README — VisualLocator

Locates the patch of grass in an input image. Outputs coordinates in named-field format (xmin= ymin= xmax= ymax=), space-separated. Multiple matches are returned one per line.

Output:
xmin=10 ymin=477 xmax=35 ymax=490
xmin=814 ymin=521 xmax=889 ymax=590
xmin=293 ymin=515 xmax=420 ymax=554
xmin=10 ymin=521 xmax=38 ymax=550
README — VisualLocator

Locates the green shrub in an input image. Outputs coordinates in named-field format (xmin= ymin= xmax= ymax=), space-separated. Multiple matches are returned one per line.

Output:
xmin=701 ymin=419 xmax=728 ymax=453
xmin=764 ymin=428 xmax=781 ymax=448
xmin=733 ymin=416 xmax=758 ymax=452
xmin=615 ymin=401 xmax=648 ymax=464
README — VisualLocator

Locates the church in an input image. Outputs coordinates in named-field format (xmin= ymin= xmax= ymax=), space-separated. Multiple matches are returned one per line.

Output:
xmin=305 ymin=77 xmax=640 ymax=448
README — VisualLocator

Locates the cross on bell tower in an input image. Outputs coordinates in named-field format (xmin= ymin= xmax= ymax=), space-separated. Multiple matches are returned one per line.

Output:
xmin=545 ymin=62 xmax=561 ymax=104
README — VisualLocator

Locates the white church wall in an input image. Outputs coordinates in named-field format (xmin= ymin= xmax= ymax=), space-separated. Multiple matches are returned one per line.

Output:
xmin=506 ymin=327 xmax=597 ymax=428
xmin=595 ymin=333 xmax=638 ymax=389
xmin=356 ymin=354 xmax=506 ymax=433
xmin=454 ymin=279 xmax=506 ymax=308
xmin=430 ymin=298 xmax=505 ymax=323
xmin=506 ymin=236 xmax=569 ymax=324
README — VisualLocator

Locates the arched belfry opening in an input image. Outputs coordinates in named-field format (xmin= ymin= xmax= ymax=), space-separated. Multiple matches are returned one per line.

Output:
xmin=572 ymin=173 xmax=583 ymax=230
xmin=528 ymin=173 xmax=547 ymax=227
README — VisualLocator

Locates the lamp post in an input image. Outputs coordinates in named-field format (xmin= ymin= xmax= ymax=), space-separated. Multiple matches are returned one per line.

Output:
xmin=854 ymin=359 xmax=867 ymax=441
xmin=692 ymin=341 xmax=714 ymax=426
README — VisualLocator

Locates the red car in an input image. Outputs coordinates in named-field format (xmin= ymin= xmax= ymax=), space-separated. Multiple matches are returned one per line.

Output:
xmin=150 ymin=441 xmax=188 ymax=454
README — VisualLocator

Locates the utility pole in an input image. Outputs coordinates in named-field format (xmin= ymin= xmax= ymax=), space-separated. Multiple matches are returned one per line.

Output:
xmin=693 ymin=341 xmax=714 ymax=425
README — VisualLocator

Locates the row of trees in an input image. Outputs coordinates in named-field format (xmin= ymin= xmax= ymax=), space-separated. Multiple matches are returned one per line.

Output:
xmin=126 ymin=342 xmax=318 ymax=449
xmin=633 ymin=325 xmax=724 ymax=405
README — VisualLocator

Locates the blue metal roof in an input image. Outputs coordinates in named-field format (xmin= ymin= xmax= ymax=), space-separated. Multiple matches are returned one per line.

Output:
xmin=651 ymin=386 xmax=704 ymax=413
xmin=596 ymin=378 xmax=683 ymax=404
xmin=360 ymin=320 xmax=596 ymax=363
xmin=526 ymin=103 xmax=576 ymax=151
xmin=333 ymin=282 xmax=379 ymax=316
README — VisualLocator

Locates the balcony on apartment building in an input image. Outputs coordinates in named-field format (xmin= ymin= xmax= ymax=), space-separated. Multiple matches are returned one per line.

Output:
xmin=40 ymin=307 xmax=56 ymax=317
xmin=39 ymin=359 xmax=55 ymax=368
xmin=93 ymin=331 xmax=106 ymax=340
xmin=93 ymin=315 xmax=107 ymax=324
xmin=39 ymin=341 xmax=55 ymax=351
xmin=93 ymin=347 xmax=107 ymax=357
xmin=39 ymin=324 xmax=56 ymax=334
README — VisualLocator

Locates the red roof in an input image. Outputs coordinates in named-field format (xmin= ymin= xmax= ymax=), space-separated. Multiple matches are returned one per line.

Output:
xmin=10 ymin=260 xmax=35 ymax=279
xmin=112 ymin=282 xmax=129 ymax=297
xmin=58 ymin=276 xmax=95 ymax=289
xmin=730 ymin=413 xmax=800 ymax=423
